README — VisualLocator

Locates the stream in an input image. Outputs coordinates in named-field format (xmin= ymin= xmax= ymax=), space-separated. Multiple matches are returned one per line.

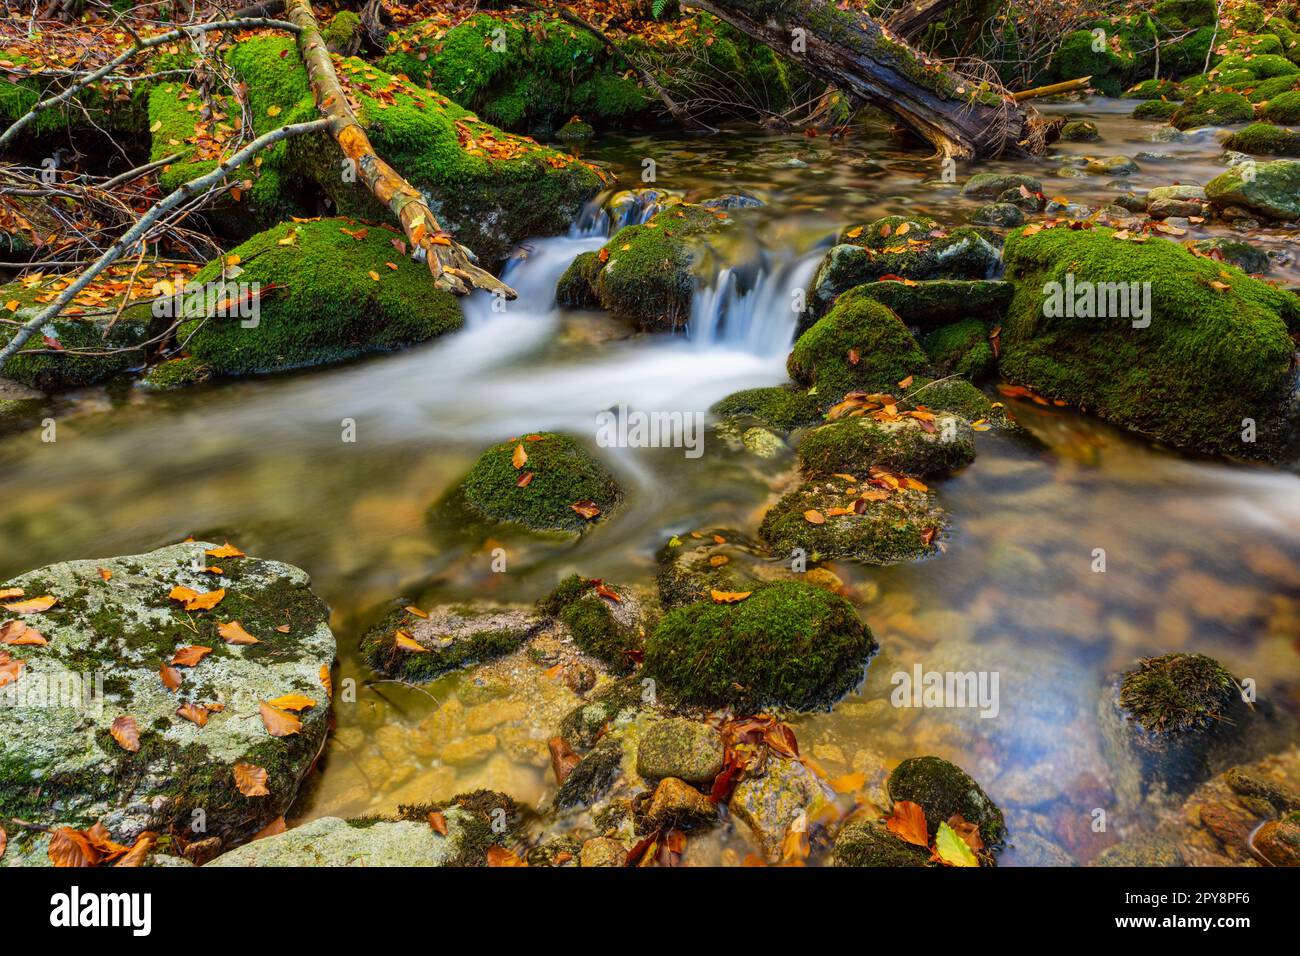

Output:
xmin=2 ymin=99 xmax=1298 ymax=865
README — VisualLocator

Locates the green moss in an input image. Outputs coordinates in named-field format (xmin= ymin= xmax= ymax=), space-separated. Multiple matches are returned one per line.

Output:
xmin=322 ymin=11 xmax=362 ymax=53
xmin=711 ymin=385 xmax=824 ymax=431
xmin=1153 ymin=0 xmax=1215 ymax=31
xmin=562 ymin=595 xmax=640 ymax=674
xmin=1123 ymin=77 xmax=1183 ymax=99
xmin=848 ymin=280 xmax=1012 ymax=331
xmin=759 ymin=475 xmax=946 ymax=564
xmin=798 ymin=412 xmax=977 ymax=480
xmin=1132 ymin=98 xmax=1180 ymax=120
xmin=1000 ymin=225 xmax=1299 ymax=457
xmin=461 ymin=432 xmax=622 ymax=532
xmin=559 ymin=677 xmax=642 ymax=748
xmin=833 ymin=821 xmax=930 ymax=866
xmin=1052 ymin=29 xmax=1136 ymax=97
xmin=922 ymin=318 xmax=997 ymax=380
xmin=889 ymin=756 xmax=1005 ymax=845
xmin=1118 ymin=653 xmax=1236 ymax=735
xmin=1262 ymin=89 xmax=1300 ymax=122
xmin=1214 ymin=53 xmax=1298 ymax=78
xmin=644 ymin=581 xmax=875 ymax=711
xmin=904 ymin=376 xmax=1004 ymax=423
xmin=1223 ymin=120 xmax=1300 ymax=155
xmin=1172 ymin=90 xmax=1255 ymax=128
xmin=359 ymin=606 xmax=523 ymax=682
xmin=555 ymin=250 xmax=603 ymax=309
xmin=1206 ymin=157 xmax=1300 ymax=219
xmin=150 ymin=218 xmax=462 ymax=381
xmin=1244 ymin=75 xmax=1300 ymax=102
xmin=397 ymin=790 xmax=516 ymax=866
xmin=787 ymin=290 xmax=927 ymax=405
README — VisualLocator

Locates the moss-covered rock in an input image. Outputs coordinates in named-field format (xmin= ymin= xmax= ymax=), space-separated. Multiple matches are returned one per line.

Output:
xmin=636 ymin=718 xmax=725 ymax=783
xmin=973 ymin=202 xmax=1026 ymax=227
xmin=1191 ymin=236 xmax=1271 ymax=273
xmin=999 ymin=224 xmax=1299 ymax=457
xmin=961 ymin=172 xmax=1042 ymax=200
xmin=1172 ymin=90 xmax=1255 ymax=128
xmin=888 ymin=755 xmax=1005 ymax=845
xmin=921 ymin=317 xmax=997 ymax=379
xmin=360 ymin=601 xmax=543 ymax=682
xmin=798 ymin=414 xmax=977 ymax=479
xmin=555 ymin=737 xmax=625 ymax=808
xmin=841 ymin=279 xmax=1012 ymax=332
xmin=204 ymin=812 xmax=478 ymax=866
xmin=1123 ymin=77 xmax=1184 ymax=99
xmin=1208 ymin=157 xmax=1300 ymax=219
xmin=787 ymin=290 xmax=927 ymax=404
xmin=1132 ymin=98 xmax=1180 ymax=120
xmin=758 ymin=474 xmax=946 ymax=564
xmin=1051 ymin=28 xmax=1136 ymax=97
xmin=0 ymin=542 xmax=334 ymax=854
xmin=711 ymin=385 xmax=824 ymax=431
xmin=538 ymin=574 xmax=646 ymax=674
xmin=143 ymin=218 xmax=463 ymax=384
xmin=833 ymin=820 xmax=930 ymax=866
xmin=655 ymin=528 xmax=800 ymax=610
xmin=729 ymin=754 xmax=834 ymax=861
xmin=643 ymin=581 xmax=875 ymax=711
xmin=1261 ymin=89 xmax=1300 ymax=122
xmin=458 ymin=432 xmax=623 ymax=533
xmin=1224 ymin=120 xmax=1300 ymax=155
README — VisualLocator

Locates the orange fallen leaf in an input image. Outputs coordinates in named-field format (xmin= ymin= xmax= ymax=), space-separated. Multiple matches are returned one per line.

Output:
xmin=516 ymin=471 xmax=534 ymax=488
xmin=710 ymin=589 xmax=752 ymax=604
xmin=114 ymin=832 xmax=156 ymax=868
xmin=160 ymin=663 xmax=183 ymax=692
xmin=3 ymin=595 xmax=57 ymax=614
xmin=320 ymin=664 xmax=333 ymax=698
xmin=828 ymin=771 xmax=867 ymax=794
xmin=0 ymin=620 xmax=46 ymax=646
xmin=511 ymin=443 xmax=528 ymax=469
xmin=259 ymin=701 xmax=302 ymax=737
xmin=98 ymin=568 xmax=112 ymax=581
xmin=253 ymin=816 xmax=286 ymax=841
xmin=886 ymin=799 xmax=930 ymax=847
xmin=394 ymin=629 xmax=425 ymax=652
xmin=803 ymin=509 xmax=826 ymax=525
xmin=0 ymin=589 xmax=22 ymax=600
xmin=428 ymin=811 xmax=448 ymax=836
xmin=486 ymin=845 xmax=526 ymax=867
xmin=48 ymin=828 xmax=99 ymax=867
xmin=176 ymin=702 xmax=211 ymax=727
xmin=233 ymin=762 xmax=270 ymax=797
xmin=571 ymin=500 xmax=601 ymax=519
xmin=0 ymin=825 xmax=6 ymax=862
xmin=404 ymin=605 xmax=428 ymax=618
xmin=267 ymin=693 xmax=315 ymax=712
xmin=110 ymin=715 xmax=140 ymax=753
xmin=206 ymin=542 xmax=245 ymax=558
xmin=218 ymin=620 xmax=259 ymax=645
xmin=171 ymin=645 xmax=212 ymax=667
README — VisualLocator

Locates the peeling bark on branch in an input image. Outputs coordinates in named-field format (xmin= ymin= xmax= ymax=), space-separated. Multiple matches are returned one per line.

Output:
xmin=283 ymin=0 xmax=515 ymax=298
xmin=889 ymin=0 xmax=962 ymax=39
xmin=686 ymin=0 xmax=1045 ymax=160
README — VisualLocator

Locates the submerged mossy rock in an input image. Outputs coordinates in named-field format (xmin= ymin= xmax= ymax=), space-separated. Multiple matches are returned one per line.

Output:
xmin=798 ymin=414 xmax=976 ymax=479
xmin=833 ymin=820 xmax=930 ymax=866
xmin=1206 ymin=158 xmax=1300 ymax=219
xmin=459 ymin=432 xmax=623 ymax=533
xmin=564 ymin=203 xmax=735 ymax=331
xmin=144 ymin=218 xmax=463 ymax=385
xmin=730 ymin=754 xmax=834 ymax=861
xmin=759 ymin=475 xmax=946 ymax=564
xmin=206 ymin=813 xmax=476 ymax=867
xmin=538 ymin=574 xmax=648 ymax=674
xmin=960 ymin=173 xmax=1042 ymax=200
xmin=1099 ymin=653 xmax=1283 ymax=807
xmin=888 ymin=755 xmax=1006 ymax=846
xmin=635 ymin=718 xmax=725 ymax=784
xmin=999 ymin=225 xmax=1299 ymax=458
xmin=222 ymin=37 xmax=601 ymax=264
xmin=643 ymin=581 xmax=875 ymax=711
xmin=0 ymin=542 xmax=334 ymax=854
xmin=655 ymin=528 xmax=797 ymax=609
xmin=360 ymin=601 xmax=544 ymax=682
xmin=1191 ymin=236 xmax=1271 ymax=273
xmin=809 ymin=219 xmax=1001 ymax=316
xmin=711 ymin=385 xmax=824 ymax=431
xmin=0 ymin=280 xmax=156 ymax=392
xmin=787 ymin=290 xmax=927 ymax=405
xmin=1223 ymin=121 xmax=1300 ymax=156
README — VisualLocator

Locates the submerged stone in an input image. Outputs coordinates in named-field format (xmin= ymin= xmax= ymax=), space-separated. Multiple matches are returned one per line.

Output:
xmin=360 ymin=601 xmax=544 ymax=682
xmin=888 ymin=755 xmax=1006 ymax=846
xmin=833 ymin=820 xmax=930 ymax=866
xmin=636 ymin=718 xmax=725 ymax=783
xmin=0 ymin=542 xmax=335 ymax=855
xmin=729 ymin=755 xmax=833 ymax=862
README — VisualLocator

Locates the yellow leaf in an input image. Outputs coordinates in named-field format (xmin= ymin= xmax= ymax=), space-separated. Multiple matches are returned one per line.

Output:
xmin=512 ymin=443 xmax=528 ymax=469
xmin=709 ymin=589 xmax=752 ymax=604
xmin=5 ymin=300 xmax=19 ymax=312
xmin=3 ymin=595 xmax=57 ymax=614
xmin=934 ymin=821 xmax=979 ymax=867
xmin=266 ymin=105 xmax=282 ymax=117
xmin=394 ymin=630 xmax=426 ymax=652
xmin=266 ymin=693 xmax=315 ymax=712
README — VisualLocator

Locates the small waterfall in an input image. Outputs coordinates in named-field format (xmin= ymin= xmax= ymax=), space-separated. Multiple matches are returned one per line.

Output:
xmin=687 ymin=248 xmax=823 ymax=356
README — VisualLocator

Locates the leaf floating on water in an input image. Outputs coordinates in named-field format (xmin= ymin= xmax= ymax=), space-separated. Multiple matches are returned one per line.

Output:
xmin=886 ymin=799 xmax=930 ymax=847
xmin=260 ymin=702 xmax=303 ymax=737
xmin=486 ymin=845 xmax=526 ymax=867
xmin=933 ymin=821 xmax=979 ymax=867
xmin=206 ymin=542 xmax=245 ymax=558
xmin=171 ymin=645 xmax=212 ymax=667
xmin=233 ymin=762 xmax=270 ymax=797
xmin=571 ymin=500 xmax=601 ymax=520
xmin=511 ymin=443 xmax=528 ymax=469
xmin=3 ymin=595 xmax=56 ymax=614
xmin=110 ymin=715 xmax=140 ymax=753
xmin=176 ymin=703 xmax=211 ymax=727
xmin=803 ymin=509 xmax=826 ymax=525
xmin=160 ymin=663 xmax=183 ymax=692
xmin=970 ymin=419 xmax=992 ymax=431
xmin=267 ymin=693 xmax=315 ymax=712
xmin=828 ymin=771 xmax=867 ymax=794
xmin=709 ymin=589 xmax=752 ymax=604
xmin=217 ymin=621 xmax=259 ymax=645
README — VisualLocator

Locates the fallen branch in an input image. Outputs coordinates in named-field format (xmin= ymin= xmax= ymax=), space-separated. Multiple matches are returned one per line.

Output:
xmin=0 ymin=17 xmax=302 ymax=150
xmin=283 ymin=0 xmax=515 ymax=298
xmin=0 ymin=118 xmax=331 ymax=375
xmin=1011 ymin=76 xmax=1092 ymax=101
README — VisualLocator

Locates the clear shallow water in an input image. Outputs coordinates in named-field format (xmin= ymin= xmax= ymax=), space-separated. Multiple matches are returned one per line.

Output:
xmin=1 ymin=107 xmax=1298 ymax=864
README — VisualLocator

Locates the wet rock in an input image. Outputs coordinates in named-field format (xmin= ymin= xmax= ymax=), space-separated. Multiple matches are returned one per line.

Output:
xmin=888 ymin=756 xmax=1006 ymax=845
xmin=997 ymin=186 xmax=1043 ymax=213
xmin=636 ymin=718 xmax=725 ymax=783
xmin=798 ymin=414 xmax=977 ymax=479
xmin=441 ymin=734 xmax=498 ymax=766
xmin=1252 ymin=818 xmax=1300 ymax=866
xmin=729 ymin=756 xmax=833 ymax=861
xmin=361 ymin=601 xmax=545 ymax=682
xmin=559 ymin=678 xmax=643 ymax=749
xmin=961 ymin=172 xmax=1042 ymax=199
xmin=556 ymin=118 xmax=594 ymax=141
xmin=837 ymin=279 xmax=1012 ymax=331
xmin=206 ymin=814 xmax=477 ymax=867
xmin=1148 ymin=198 xmax=1205 ymax=219
xmin=1192 ymin=236 xmax=1270 ymax=273
xmin=1146 ymin=184 xmax=1206 ymax=203
xmin=0 ymin=542 xmax=334 ymax=854
xmin=832 ymin=820 xmax=929 ymax=866
xmin=555 ymin=738 xmax=625 ymax=808
xmin=1091 ymin=835 xmax=1185 ymax=867
xmin=712 ymin=385 xmax=823 ymax=432
xmin=700 ymin=193 xmax=763 ymax=210
xmin=1206 ymin=159 xmax=1300 ymax=220
xmin=741 ymin=425 xmax=785 ymax=458
xmin=1060 ymin=120 xmax=1101 ymax=142
xmin=973 ymin=202 xmax=1025 ymax=227
xmin=645 ymin=581 xmax=875 ymax=711
xmin=580 ymin=836 xmax=629 ymax=867
xmin=1099 ymin=653 xmax=1281 ymax=807
xmin=1086 ymin=155 xmax=1139 ymax=176
xmin=654 ymin=528 xmax=786 ymax=609
xmin=538 ymin=574 xmax=649 ymax=675
xmin=645 ymin=776 xmax=717 ymax=827
xmin=1008 ymin=832 xmax=1075 ymax=867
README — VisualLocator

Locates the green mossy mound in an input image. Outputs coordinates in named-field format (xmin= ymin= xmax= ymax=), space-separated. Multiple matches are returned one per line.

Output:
xmin=840 ymin=279 xmax=1012 ymax=332
xmin=1123 ymin=77 xmax=1184 ymax=99
xmin=889 ymin=756 xmax=1006 ymax=846
xmin=539 ymin=575 xmax=642 ymax=674
xmin=1060 ymin=119 xmax=1101 ymax=142
xmin=223 ymin=37 xmax=601 ymax=264
xmin=1172 ymin=90 xmax=1255 ymax=128
xmin=1223 ymin=121 xmax=1300 ymax=155
xmin=1215 ymin=53 xmax=1299 ymax=79
xmin=0 ymin=542 xmax=334 ymax=852
xmin=0 ymin=280 xmax=156 ymax=392
xmin=143 ymin=218 xmax=463 ymax=385
xmin=565 ymin=203 xmax=734 ymax=331
xmin=1207 ymin=157 xmax=1300 ymax=219
xmin=711 ymin=385 xmax=824 ymax=431
xmin=461 ymin=432 xmax=623 ymax=533
xmin=1132 ymin=98 xmax=1180 ymax=120
xmin=922 ymin=318 xmax=997 ymax=380
xmin=1051 ymin=28 xmax=1136 ymax=97
xmin=999 ymin=225 xmax=1298 ymax=458
xmin=1262 ymin=89 xmax=1300 ymax=122
xmin=833 ymin=820 xmax=930 ymax=866
xmin=1118 ymin=653 xmax=1236 ymax=735
xmin=643 ymin=581 xmax=875 ymax=711
xmin=758 ymin=475 xmax=946 ymax=565
xmin=798 ymin=414 xmax=977 ymax=479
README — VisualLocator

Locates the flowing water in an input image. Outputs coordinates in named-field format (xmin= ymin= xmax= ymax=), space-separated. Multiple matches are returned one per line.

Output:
xmin=2 ymin=101 xmax=1299 ymax=864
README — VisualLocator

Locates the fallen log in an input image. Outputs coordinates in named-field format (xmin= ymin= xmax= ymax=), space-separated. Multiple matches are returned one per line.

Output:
xmin=888 ymin=0 xmax=962 ymax=39
xmin=1011 ymin=76 xmax=1093 ymax=101
xmin=686 ymin=0 xmax=1048 ymax=159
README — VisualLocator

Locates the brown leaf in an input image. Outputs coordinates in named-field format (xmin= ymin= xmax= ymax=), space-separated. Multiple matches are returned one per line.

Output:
xmin=85 ymin=822 xmax=128 ymax=861
xmin=171 ymin=645 xmax=212 ymax=667
xmin=571 ymin=500 xmax=601 ymax=519
xmin=486 ymin=845 xmax=526 ymax=867
xmin=511 ymin=443 xmax=528 ymax=469
xmin=3 ymin=594 xmax=57 ymax=614
xmin=98 ymin=567 xmax=112 ymax=582
xmin=217 ymin=620 xmax=259 ymax=645
xmin=260 ymin=701 xmax=302 ymax=737
xmin=114 ymin=832 xmax=156 ymax=867
xmin=0 ymin=652 xmax=26 ymax=689
xmin=160 ymin=663 xmax=183 ymax=692
xmin=428 ymin=811 xmax=448 ymax=836
xmin=0 ymin=825 xmax=6 ymax=862
xmin=0 ymin=588 xmax=22 ymax=600
xmin=176 ymin=702 xmax=210 ymax=727
xmin=233 ymin=761 xmax=270 ymax=797
xmin=48 ymin=828 xmax=100 ymax=867
xmin=885 ymin=799 xmax=930 ymax=847
xmin=110 ymin=715 xmax=141 ymax=753
xmin=205 ymin=542 xmax=245 ymax=558
xmin=594 ymin=582 xmax=621 ymax=603
xmin=0 ymin=620 xmax=46 ymax=646
xmin=803 ymin=509 xmax=826 ymax=525
xmin=548 ymin=736 xmax=581 ymax=784
xmin=516 ymin=471 xmax=534 ymax=487
xmin=320 ymin=664 xmax=333 ymax=699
